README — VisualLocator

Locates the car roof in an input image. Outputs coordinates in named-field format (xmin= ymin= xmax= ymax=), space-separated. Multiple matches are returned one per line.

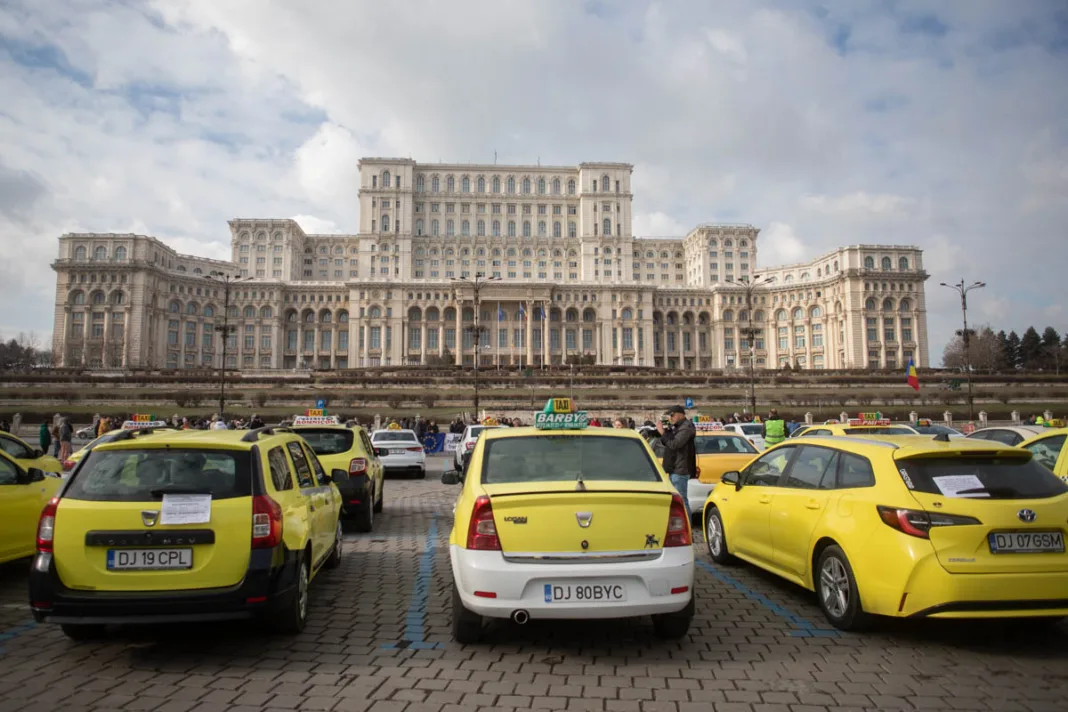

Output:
xmin=92 ymin=428 xmax=297 ymax=452
xmin=782 ymin=434 xmax=1028 ymax=460
xmin=1019 ymin=427 xmax=1068 ymax=446
xmin=480 ymin=426 xmax=644 ymax=442
xmin=969 ymin=425 xmax=1045 ymax=437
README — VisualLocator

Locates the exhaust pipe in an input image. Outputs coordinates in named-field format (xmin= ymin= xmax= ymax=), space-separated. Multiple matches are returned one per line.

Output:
xmin=511 ymin=609 xmax=529 ymax=625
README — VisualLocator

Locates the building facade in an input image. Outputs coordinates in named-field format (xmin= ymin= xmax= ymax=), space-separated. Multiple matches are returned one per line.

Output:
xmin=51 ymin=158 xmax=930 ymax=371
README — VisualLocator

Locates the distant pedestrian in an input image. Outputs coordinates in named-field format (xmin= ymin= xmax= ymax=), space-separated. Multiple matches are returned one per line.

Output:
xmin=39 ymin=421 xmax=52 ymax=453
xmin=59 ymin=417 xmax=73 ymax=461
xmin=657 ymin=405 xmax=697 ymax=520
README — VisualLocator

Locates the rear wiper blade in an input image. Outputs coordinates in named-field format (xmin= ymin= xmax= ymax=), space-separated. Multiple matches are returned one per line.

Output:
xmin=149 ymin=487 xmax=212 ymax=498
xmin=954 ymin=487 xmax=1018 ymax=498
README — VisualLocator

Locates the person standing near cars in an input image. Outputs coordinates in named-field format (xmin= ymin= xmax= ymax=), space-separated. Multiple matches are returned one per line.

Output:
xmin=58 ymin=417 xmax=73 ymax=462
xmin=39 ymin=420 xmax=52 ymax=454
xmin=656 ymin=405 xmax=697 ymax=520
xmin=762 ymin=408 xmax=787 ymax=446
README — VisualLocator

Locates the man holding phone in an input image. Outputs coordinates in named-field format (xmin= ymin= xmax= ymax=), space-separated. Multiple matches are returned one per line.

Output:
xmin=656 ymin=405 xmax=697 ymax=520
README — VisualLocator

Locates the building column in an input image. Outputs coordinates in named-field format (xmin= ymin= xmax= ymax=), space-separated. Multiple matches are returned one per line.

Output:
xmin=526 ymin=302 xmax=533 ymax=367
xmin=454 ymin=306 xmax=463 ymax=365
xmin=361 ymin=324 xmax=369 ymax=366
xmin=542 ymin=311 xmax=549 ymax=365
xmin=329 ymin=329 xmax=336 ymax=370
xmin=121 ymin=308 xmax=130 ymax=368
xmin=420 ymin=323 xmax=427 ymax=365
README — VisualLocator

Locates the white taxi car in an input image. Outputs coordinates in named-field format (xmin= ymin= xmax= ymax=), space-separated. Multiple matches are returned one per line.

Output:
xmin=441 ymin=398 xmax=694 ymax=643
xmin=371 ymin=426 xmax=426 ymax=478
xmin=454 ymin=420 xmax=504 ymax=471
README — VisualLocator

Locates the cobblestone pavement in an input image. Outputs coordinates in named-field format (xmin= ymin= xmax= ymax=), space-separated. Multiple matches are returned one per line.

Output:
xmin=1 ymin=457 xmax=1067 ymax=711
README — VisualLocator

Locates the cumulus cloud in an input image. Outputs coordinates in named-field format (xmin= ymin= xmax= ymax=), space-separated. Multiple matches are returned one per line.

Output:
xmin=1 ymin=0 xmax=1066 ymax=365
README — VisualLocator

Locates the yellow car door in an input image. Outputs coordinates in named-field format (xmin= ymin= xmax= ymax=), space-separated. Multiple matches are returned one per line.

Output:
xmin=285 ymin=441 xmax=326 ymax=566
xmin=303 ymin=441 xmax=339 ymax=552
xmin=770 ymin=445 xmax=840 ymax=581
xmin=1023 ymin=432 xmax=1067 ymax=483
xmin=0 ymin=455 xmax=59 ymax=563
xmin=723 ymin=447 xmax=795 ymax=566
xmin=0 ymin=433 xmax=62 ymax=474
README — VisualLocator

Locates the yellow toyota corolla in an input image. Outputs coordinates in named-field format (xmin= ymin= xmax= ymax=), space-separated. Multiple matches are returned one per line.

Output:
xmin=442 ymin=398 xmax=694 ymax=643
xmin=1020 ymin=428 xmax=1068 ymax=483
xmin=702 ymin=434 xmax=1068 ymax=630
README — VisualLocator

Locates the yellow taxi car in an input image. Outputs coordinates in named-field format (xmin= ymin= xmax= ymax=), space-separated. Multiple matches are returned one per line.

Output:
xmin=1020 ymin=427 xmax=1068 ymax=483
xmin=0 ymin=430 xmax=64 ymax=476
xmin=685 ymin=418 xmax=759 ymax=518
xmin=29 ymin=426 xmax=344 ymax=639
xmin=792 ymin=414 xmax=919 ymax=438
xmin=441 ymin=398 xmax=694 ymax=643
xmin=703 ymin=434 xmax=1068 ymax=630
xmin=0 ymin=449 xmax=62 ymax=564
xmin=290 ymin=415 xmax=385 ymax=532
xmin=63 ymin=419 xmax=176 ymax=471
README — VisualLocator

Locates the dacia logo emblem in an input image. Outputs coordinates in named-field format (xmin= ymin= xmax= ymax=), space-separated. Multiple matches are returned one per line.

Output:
xmin=1017 ymin=509 xmax=1037 ymax=523
xmin=141 ymin=510 xmax=159 ymax=527
xmin=575 ymin=512 xmax=593 ymax=528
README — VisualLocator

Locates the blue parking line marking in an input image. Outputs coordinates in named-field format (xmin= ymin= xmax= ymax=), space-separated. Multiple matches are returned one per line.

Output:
xmin=695 ymin=560 xmax=840 ymax=638
xmin=382 ymin=517 xmax=444 ymax=650
xmin=0 ymin=620 xmax=38 ymax=655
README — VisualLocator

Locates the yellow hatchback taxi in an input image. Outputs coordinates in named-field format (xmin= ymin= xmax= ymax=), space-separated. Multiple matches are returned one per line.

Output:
xmin=703 ymin=435 xmax=1068 ymax=630
xmin=685 ymin=418 xmax=759 ymax=518
xmin=793 ymin=414 xmax=920 ymax=438
xmin=1020 ymin=427 xmax=1068 ymax=483
xmin=29 ymin=426 xmax=344 ymax=639
xmin=441 ymin=398 xmax=694 ymax=643
xmin=0 ymin=430 xmax=63 ymax=476
xmin=0 ymin=449 xmax=62 ymax=564
xmin=291 ymin=415 xmax=385 ymax=532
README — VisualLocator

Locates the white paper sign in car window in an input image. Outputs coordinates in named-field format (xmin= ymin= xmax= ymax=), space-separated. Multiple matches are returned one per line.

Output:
xmin=931 ymin=474 xmax=989 ymax=498
xmin=160 ymin=494 xmax=212 ymax=525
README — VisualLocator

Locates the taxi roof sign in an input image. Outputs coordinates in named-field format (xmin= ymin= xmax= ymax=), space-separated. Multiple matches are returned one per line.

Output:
xmin=122 ymin=420 xmax=168 ymax=430
xmin=535 ymin=397 xmax=588 ymax=430
xmin=693 ymin=415 xmax=724 ymax=431
xmin=293 ymin=415 xmax=341 ymax=426
xmin=848 ymin=418 xmax=892 ymax=426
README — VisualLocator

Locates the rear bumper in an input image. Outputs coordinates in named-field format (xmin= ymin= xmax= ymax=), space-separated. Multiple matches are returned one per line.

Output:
xmin=901 ymin=565 xmax=1068 ymax=619
xmin=450 ymin=544 xmax=694 ymax=620
xmin=28 ymin=547 xmax=300 ymax=625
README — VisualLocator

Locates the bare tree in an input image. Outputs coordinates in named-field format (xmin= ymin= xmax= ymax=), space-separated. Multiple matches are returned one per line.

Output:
xmin=942 ymin=325 xmax=1000 ymax=372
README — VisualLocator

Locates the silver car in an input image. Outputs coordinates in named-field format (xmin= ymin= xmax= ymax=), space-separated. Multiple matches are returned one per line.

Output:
xmin=371 ymin=429 xmax=427 ymax=478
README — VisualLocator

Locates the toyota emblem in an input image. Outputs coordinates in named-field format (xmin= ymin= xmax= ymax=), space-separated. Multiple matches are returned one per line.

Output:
xmin=1017 ymin=509 xmax=1037 ymax=523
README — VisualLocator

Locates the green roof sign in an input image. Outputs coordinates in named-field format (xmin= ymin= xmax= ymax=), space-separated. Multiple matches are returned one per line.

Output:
xmin=535 ymin=397 xmax=589 ymax=430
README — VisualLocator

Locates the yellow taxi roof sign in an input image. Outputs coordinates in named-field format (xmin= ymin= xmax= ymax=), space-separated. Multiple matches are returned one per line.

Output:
xmin=536 ymin=397 xmax=588 ymax=430
xmin=542 ymin=397 xmax=574 ymax=414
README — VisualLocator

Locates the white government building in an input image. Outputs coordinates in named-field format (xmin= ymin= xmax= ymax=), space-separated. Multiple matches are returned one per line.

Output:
xmin=51 ymin=158 xmax=930 ymax=372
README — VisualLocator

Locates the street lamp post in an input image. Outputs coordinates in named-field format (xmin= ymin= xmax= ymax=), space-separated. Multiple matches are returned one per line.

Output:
xmin=205 ymin=271 xmax=250 ymax=421
xmin=727 ymin=275 xmax=772 ymax=417
xmin=451 ymin=273 xmax=500 ymax=417
xmin=940 ymin=279 xmax=986 ymax=424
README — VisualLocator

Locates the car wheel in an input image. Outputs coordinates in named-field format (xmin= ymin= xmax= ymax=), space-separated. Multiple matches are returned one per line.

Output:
xmin=60 ymin=624 xmax=106 ymax=641
xmin=815 ymin=545 xmax=871 ymax=631
xmin=274 ymin=555 xmax=309 ymax=634
xmin=373 ymin=479 xmax=384 ymax=513
xmin=451 ymin=583 xmax=483 ymax=644
xmin=705 ymin=508 xmax=736 ymax=565
xmin=353 ymin=489 xmax=374 ymax=532
xmin=418 ymin=467 xmax=426 ymax=480
xmin=652 ymin=596 xmax=694 ymax=640
xmin=324 ymin=521 xmax=343 ymax=569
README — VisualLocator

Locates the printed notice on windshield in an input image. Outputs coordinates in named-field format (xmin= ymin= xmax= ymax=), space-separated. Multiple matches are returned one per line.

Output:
xmin=931 ymin=475 xmax=989 ymax=498
xmin=160 ymin=494 xmax=212 ymax=525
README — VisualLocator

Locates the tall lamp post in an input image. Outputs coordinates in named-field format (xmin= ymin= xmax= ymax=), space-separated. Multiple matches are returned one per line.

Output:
xmin=205 ymin=271 xmax=250 ymax=420
xmin=451 ymin=273 xmax=500 ymax=417
xmin=940 ymin=279 xmax=985 ymax=424
xmin=727 ymin=274 xmax=772 ymax=417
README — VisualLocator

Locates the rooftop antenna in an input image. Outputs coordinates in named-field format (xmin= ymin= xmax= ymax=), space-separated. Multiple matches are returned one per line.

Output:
xmin=494 ymin=150 xmax=497 ymax=165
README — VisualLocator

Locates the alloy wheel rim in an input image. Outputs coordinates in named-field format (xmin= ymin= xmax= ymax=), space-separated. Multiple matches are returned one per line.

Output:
xmin=297 ymin=564 xmax=309 ymax=620
xmin=820 ymin=557 xmax=849 ymax=618
xmin=707 ymin=515 xmax=722 ymax=556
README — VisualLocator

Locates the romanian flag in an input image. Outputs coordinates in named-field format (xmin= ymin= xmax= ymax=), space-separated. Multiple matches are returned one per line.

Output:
xmin=906 ymin=358 xmax=920 ymax=392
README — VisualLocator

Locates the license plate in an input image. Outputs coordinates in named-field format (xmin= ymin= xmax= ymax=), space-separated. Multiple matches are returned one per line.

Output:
xmin=107 ymin=548 xmax=193 ymax=570
xmin=988 ymin=531 xmax=1065 ymax=554
xmin=390 ymin=449 xmax=407 ymax=455
xmin=543 ymin=583 xmax=626 ymax=603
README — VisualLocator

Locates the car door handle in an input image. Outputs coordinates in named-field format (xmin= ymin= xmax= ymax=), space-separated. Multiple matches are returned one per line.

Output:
xmin=759 ymin=495 xmax=772 ymax=504
xmin=309 ymin=503 xmax=316 ymax=512
xmin=805 ymin=500 xmax=822 ymax=510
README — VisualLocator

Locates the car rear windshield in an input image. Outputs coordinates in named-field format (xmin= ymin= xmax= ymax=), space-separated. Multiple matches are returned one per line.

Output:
xmin=897 ymin=456 xmax=1068 ymax=500
xmin=481 ymin=435 xmax=661 ymax=485
xmin=296 ymin=429 xmax=355 ymax=455
xmin=65 ymin=448 xmax=253 ymax=502
xmin=914 ymin=425 xmax=959 ymax=436
xmin=843 ymin=427 xmax=915 ymax=436
xmin=373 ymin=431 xmax=418 ymax=442
xmin=738 ymin=424 xmax=762 ymax=435
xmin=695 ymin=435 xmax=756 ymax=455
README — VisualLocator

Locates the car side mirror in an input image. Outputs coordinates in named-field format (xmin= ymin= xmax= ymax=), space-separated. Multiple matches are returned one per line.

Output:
xmin=331 ymin=468 xmax=349 ymax=482
xmin=28 ymin=467 xmax=46 ymax=482
xmin=441 ymin=470 xmax=462 ymax=485
xmin=32 ymin=448 xmax=44 ymax=458
xmin=721 ymin=471 xmax=741 ymax=489
xmin=319 ymin=472 xmax=333 ymax=484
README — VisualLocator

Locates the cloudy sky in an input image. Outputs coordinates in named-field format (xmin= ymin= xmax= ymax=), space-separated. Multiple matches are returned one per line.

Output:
xmin=2 ymin=0 xmax=1066 ymax=363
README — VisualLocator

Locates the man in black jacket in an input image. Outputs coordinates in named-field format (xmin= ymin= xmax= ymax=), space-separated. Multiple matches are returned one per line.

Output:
xmin=657 ymin=405 xmax=697 ymax=519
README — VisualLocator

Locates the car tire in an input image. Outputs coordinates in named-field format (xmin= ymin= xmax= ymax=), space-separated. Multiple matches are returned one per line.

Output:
xmin=418 ymin=468 xmax=426 ymax=480
xmin=273 ymin=555 xmax=310 ymax=635
xmin=373 ymin=479 xmax=384 ymax=513
xmin=815 ymin=545 xmax=871 ymax=631
xmin=60 ymin=623 xmax=106 ymax=641
xmin=324 ymin=522 xmax=343 ymax=569
xmin=451 ymin=583 xmax=483 ymax=644
xmin=652 ymin=596 xmax=694 ymax=640
xmin=353 ymin=490 xmax=374 ymax=533
xmin=705 ymin=508 xmax=736 ymax=565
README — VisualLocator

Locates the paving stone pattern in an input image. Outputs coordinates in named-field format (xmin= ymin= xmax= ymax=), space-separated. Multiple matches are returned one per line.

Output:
xmin=0 ymin=460 xmax=1066 ymax=711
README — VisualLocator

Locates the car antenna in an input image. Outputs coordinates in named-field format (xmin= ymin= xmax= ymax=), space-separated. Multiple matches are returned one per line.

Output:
xmin=575 ymin=470 xmax=587 ymax=492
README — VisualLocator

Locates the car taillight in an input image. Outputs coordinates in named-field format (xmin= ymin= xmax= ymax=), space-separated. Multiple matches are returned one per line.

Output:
xmin=876 ymin=506 xmax=981 ymax=539
xmin=349 ymin=458 xmax=367 ymax=474
xmin=663 ymin=494 xmax=692 ymax=547
xmin=466 ymin=495 xmax=500 ymax=550
xmin=406 ymin=446 xmax=423 ymax=452
xmin=252 ymin=495 xmax=283 ymax=549
xmin=465 ymin=441 xmax=475 ymax=450
xmin=37 ymin=497 xmax=59 ymax=553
